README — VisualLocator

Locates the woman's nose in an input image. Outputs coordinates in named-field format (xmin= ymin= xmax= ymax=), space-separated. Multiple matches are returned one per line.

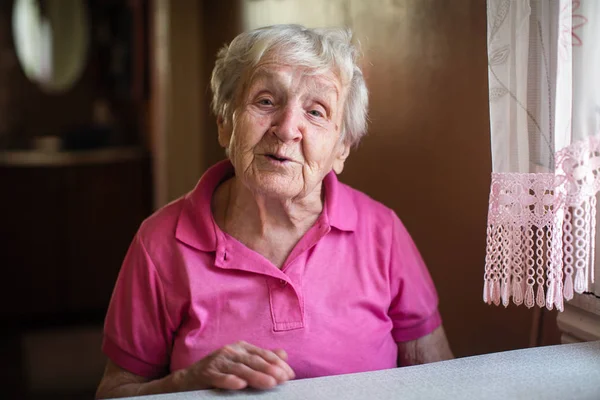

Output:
xmin=272 ymin=105 xmax=302 ymax=142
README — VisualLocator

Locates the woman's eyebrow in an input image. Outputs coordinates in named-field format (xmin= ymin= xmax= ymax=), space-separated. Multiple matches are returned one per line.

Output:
xmin=248 ymin=68 xmax=340 ymax=104
xmin=305 ymin=77 xmax=339 ymax=101
xmin=305 ymin=83 xmax=339 ymax=109
xmin=248 ymin=68 xmax=286 ymax=88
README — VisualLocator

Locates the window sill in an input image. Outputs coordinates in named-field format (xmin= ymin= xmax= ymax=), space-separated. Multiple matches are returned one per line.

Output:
xmin=557 ymin=293 xmax=600 ymax=342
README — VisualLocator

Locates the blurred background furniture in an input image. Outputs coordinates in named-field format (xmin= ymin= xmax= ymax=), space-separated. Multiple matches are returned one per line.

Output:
xmin=0 ymin=148 xmax=152 ymax=398
xmin=0 ymin=0 xmax=152 ymax=398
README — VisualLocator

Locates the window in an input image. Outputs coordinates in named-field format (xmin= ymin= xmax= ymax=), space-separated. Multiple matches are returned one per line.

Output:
xmin=557 ymin=193 xmax=600 ymax=343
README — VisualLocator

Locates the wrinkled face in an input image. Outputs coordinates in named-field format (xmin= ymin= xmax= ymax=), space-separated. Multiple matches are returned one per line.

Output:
xmin=218 ymin=62 xmax=350 ymax=201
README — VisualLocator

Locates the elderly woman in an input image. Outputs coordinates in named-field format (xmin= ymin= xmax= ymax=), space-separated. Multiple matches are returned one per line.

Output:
xmin=96 ymin=24 xmax=453 ymax=398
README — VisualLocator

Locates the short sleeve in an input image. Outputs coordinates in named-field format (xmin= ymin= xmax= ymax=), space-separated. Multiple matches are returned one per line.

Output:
xmin=388 ymin=212 xmax=442 ymax=342
xmin=102 ymin=233 xmax=174 ymax=378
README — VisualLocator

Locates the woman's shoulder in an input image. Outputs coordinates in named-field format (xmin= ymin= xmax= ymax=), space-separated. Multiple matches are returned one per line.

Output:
xmin=331 ymin=181 xmax=402 ymax=238
xmin=338 ymin=181 xmax=397 ymax=220
xmin=136 ymin=195 xmax=189 ymax=245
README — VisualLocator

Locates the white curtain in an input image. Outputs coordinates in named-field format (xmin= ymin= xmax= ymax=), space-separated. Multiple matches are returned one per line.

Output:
xmin=485 ymin=0 xmax=600 ymax=311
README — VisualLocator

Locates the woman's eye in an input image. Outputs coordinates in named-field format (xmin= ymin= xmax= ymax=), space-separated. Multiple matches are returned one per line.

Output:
xmin=308 ymin=109 xmax=324 ymax=118
xmin=258 ymin=99 xmax=273 ymax=106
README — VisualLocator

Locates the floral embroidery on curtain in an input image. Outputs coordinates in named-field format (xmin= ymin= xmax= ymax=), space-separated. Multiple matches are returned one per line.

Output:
xmin=484 ymin=0 xmax=599 ymax=311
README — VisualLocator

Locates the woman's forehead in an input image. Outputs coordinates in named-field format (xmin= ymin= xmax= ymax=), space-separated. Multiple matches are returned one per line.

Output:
xmin=246 ymin=63 xmax=342 ymax=96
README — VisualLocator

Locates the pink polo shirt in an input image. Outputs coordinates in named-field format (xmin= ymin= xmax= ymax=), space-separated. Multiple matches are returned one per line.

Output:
xmin=102 ymin=160 xmax=441 ymax=380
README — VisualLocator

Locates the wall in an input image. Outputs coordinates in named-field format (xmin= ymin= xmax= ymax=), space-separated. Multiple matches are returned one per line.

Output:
xmin=150 ymin=0 xmax=205 ymax=206
xmin=199 ymin=0 xmax=560 ymax=357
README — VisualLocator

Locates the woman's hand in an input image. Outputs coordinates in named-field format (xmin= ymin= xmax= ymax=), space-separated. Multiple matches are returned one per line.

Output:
xmin=96 ymin=341 xmax=294 ymax=398
xmin=177 ymin=341 xmax=295 ymax=391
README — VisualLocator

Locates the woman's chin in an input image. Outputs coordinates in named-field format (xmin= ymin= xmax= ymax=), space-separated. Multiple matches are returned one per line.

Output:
xmin=257 ymin=185 xmax=301 ymax=200
xmin=249 ymin=176 xmax=303 ymax=199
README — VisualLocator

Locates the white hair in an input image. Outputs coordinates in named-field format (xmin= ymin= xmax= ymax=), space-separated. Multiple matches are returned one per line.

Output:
xmin=210 ymin=24 xmax=369 ymax=147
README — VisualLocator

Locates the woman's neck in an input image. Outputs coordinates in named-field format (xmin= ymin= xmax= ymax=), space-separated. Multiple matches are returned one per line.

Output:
xmin=212 ymin=177 xmax=324 ymax=267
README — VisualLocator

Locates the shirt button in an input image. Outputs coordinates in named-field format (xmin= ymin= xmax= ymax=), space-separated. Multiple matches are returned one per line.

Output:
xmin=279 ymin=279 xmax=287 ymax=286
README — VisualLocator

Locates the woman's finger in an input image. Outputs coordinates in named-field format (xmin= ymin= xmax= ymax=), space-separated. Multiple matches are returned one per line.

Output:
xmin=238 ymin=342 xmax=295 ymax=380
xmin=273 ymin=349 xmax=288 ymax=361
xmin=209 ymin=371 xmax=248 ymax=390
xmin=261 ymin=349 xmax=295 ymax=380
xmin=235 ymin=353 xmax=289 ymax=383
xmin=223 ymin=361 xmax=279 ymax=390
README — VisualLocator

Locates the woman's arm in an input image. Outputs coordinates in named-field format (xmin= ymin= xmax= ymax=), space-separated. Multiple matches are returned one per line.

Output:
xmin=396 ymin=326 xmax=454 ymax=367
xmin=96 ymin=360 xmax=180 ymax=399
xmin=96 ymin=341 xmax=295 ymax=399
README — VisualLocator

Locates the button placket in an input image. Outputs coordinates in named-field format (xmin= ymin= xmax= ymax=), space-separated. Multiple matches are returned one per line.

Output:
xmin=268 ymin=277 xmax=304 ymax=331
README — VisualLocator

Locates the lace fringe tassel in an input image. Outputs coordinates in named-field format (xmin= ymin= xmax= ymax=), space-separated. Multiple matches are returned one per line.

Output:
xmin=524 ymin=284 xmax=535 ymax=309
xmin=484 ymin=171 xmax=596 ymax=309
xmin=536 ymin=285 xmax=545 ymax=308
xmin=501 ymin=279 xmax=510 ymax=307
xmin=564 ymin=273 xmax=574 ymax=300
xmin=512 ymin=279 xmax=523 ymax=305
xmin=492 ymin=280 xmax=501 ymax=306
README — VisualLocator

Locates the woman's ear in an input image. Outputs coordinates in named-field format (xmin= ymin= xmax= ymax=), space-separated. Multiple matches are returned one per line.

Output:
xmin=332 ymin=143 xmax=351 ymax=174
xmin=217 ymin=115 xmax=232 ymax=148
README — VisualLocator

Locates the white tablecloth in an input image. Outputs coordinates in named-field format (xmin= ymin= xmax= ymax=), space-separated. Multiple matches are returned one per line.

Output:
xmin=121 ymin=341 xmax=600 ymax=400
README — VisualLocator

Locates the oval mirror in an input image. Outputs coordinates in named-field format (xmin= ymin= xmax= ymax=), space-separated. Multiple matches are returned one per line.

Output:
xmin=12 ymin=0 xmax=90 ymax=93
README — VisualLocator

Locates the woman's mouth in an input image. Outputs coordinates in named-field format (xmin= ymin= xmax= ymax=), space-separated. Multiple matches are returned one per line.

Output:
xmin=265 ymin=154 xmax=290 ymax=163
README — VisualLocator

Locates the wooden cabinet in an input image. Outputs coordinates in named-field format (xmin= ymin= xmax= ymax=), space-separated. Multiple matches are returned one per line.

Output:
xmin=1 ymin=167 xmax=65 ymax=317
xmin=0 ymin=149 xmax=152 ymax=323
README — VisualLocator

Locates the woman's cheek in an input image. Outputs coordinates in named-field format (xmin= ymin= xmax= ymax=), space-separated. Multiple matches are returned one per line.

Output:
xmin=303 ymin=140 xmax=326 ymax=165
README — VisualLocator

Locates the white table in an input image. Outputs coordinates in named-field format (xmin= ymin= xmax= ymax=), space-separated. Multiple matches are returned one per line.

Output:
xmin=123 ymin=341 xmax=600 ymax=400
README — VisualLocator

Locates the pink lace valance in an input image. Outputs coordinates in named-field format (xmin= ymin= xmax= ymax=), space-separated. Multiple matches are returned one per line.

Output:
xmin=484 ymin=136 xmax=600 ymax=311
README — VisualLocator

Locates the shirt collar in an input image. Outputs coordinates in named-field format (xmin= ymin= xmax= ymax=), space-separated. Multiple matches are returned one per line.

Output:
xmin=175 ymin=160 xmax=232 ymax=251
xmin=175 ymin=160 xmax=357 ymax=251
xmin=322 ymin=170 xmax=357 ymax=232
